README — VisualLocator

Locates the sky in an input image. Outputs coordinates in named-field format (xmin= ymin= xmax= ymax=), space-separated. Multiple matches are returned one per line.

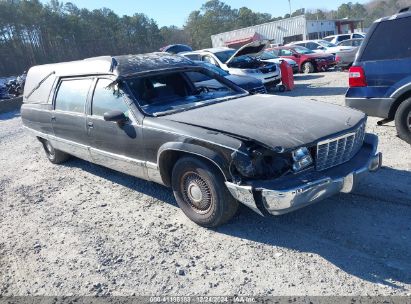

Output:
xmin=42 ymin=0 xmax=369 ymax=27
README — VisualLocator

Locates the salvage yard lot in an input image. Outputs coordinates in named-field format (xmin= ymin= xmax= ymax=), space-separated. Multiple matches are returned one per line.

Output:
xmin=0 ymin=71 xmax=410 ymax=296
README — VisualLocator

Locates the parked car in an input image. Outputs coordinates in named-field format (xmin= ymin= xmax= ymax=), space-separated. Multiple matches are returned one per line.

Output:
xmin=21 ymin=53 xmax=381 ymax=227
xmin=346 ymin=8 xmax=411 ymax=144
xmin=268 ymin=46 xmax=337 ymax=74
xmin=258 ymin=51 xmax=299 ymax=74
xmin=160 ymin=44 xmax=193 ymax=54
xmin=193 ymin=61 xmax=267 ymax=94
xmin=323 ymin=33 xmax=366 ymax=45
xmin=181 ymin=41 xmax=281 ymax=88
xmin=334 ymin=39 xmax=363 ymax=68
xmin=337 ymin=38 xmax=363 ymax=48
xmin=289 ymin=40 xmax=355 ymax=55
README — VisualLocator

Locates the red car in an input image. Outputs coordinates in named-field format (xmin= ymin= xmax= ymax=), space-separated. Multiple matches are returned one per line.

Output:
xmin=266 ymin=46 xmax=337 ymax=74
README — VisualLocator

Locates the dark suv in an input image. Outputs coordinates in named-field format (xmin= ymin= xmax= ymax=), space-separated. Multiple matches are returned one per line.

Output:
xmin=22 ymin=53 xmax=381 ymax=227
xmin=345 ymin=8 xmax=411 ymax=144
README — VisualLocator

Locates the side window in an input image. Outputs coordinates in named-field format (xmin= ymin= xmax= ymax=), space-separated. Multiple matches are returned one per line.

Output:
xmin=184 ymin=54 xmax=200 ymax=61
xmin=202 ymin=55 xmax=219 ymax=66
xmin=339 ymin=35 xmax=351 ymax=43
xmin=280 ymin=49 xmax=293 ymax=56
xmin=55 ymin=78 xmax=92 ymax=113
xmin=353 ymin=39 xmax=362 ymax=47
xmin=270 ymin=49 xmax=280 ymax=56
xmin=92 ymin=79 xmax=130 ymax=118
xmin=306 ymin=42 xmax=317 ymax=50
xmin=361 ymin=17 xmax=411 ymax=61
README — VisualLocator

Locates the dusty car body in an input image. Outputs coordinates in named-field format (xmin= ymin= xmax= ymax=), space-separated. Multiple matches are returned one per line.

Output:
xmin=21 ymin=53 xmax=382 ymax=227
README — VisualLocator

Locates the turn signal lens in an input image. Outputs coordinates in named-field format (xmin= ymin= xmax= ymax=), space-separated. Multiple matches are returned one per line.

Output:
xmin=292 ymin=147 xmax=313 ymax=171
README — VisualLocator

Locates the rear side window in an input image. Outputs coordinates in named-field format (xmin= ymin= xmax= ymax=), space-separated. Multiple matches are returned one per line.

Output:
xmin=337 ymin=35 xmax=350 ymax=42
xmin=55 ymin=79 xmax=92 ymax=113
xmin=92 ymin=79 xmax=129 ymax=117
xmin=280 ymin=49 xmax=293 ymax=56
xmin=184 ymin=54 xmax=201 ymax=60
xmin=361 ymin=17 xmax=411 ymax=61
xmin=306 ymin=42 xmax=318 ymax=50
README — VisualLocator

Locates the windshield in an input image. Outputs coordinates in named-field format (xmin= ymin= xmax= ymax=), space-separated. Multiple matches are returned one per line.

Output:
xmin=213 ymin=50 xmax=236 ymax=63
xmin=126 ymin=69 xmax=245 ymax=116
xmin=317 ymin=40 xmax=337 ymax=48
xmin=293 ymin=46 xmax=315 ymax=54
xmin=260 ymin=51 xmax=279 ymax=60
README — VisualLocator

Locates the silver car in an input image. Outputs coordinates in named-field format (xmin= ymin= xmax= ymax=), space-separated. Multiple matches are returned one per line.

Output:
xmin=336 ymin=38 xmax=364 ymax=67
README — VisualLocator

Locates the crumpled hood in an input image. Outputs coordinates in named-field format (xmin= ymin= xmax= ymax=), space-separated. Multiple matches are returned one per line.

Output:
xmin=164 ymin=95 xmax=365 ymax=150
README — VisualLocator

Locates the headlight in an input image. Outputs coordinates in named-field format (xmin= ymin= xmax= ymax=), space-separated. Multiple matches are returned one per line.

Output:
xmin=292 ymin=147 xmax=313 ymax=171
xmin=231 ymin=144 xmax=292 ymax=180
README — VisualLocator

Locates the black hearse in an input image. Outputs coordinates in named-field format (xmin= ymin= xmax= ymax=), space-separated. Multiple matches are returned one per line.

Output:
xmin=21 ymin=53 xmax=382 ymax=227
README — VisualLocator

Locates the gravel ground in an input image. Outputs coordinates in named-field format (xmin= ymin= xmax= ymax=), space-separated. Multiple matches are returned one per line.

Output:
xmin=0 ymin=71 xmax=410 ymax=296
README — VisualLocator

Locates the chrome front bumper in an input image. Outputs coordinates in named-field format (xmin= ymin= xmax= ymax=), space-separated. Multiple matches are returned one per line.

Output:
xmin=226 ymin=134 xmax=382 ymax=216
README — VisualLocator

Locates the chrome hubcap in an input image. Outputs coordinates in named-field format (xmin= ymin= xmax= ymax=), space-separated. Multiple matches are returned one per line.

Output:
xmin=181 ymin=172 xmax=212 ymax=214
xmin=187 ymin=182 xmax=203 ymax=203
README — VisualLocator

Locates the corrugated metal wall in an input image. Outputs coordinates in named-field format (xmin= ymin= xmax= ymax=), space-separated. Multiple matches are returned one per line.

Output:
xmin=211 ymin=15 xmax=308 ymax=47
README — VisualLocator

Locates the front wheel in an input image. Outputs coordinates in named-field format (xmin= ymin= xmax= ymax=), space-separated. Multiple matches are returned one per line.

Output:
xmin=395 ymin=97 xmax=411 ymax=144
xmin=171 ymin=156 xmax=239 ymax=227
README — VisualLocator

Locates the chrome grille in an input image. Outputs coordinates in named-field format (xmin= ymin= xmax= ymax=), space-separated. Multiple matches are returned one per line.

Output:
xmin=249 ymin=86 xmax=267 ymax=94
xmin=316 ymin=122 xmax=366 ymax=171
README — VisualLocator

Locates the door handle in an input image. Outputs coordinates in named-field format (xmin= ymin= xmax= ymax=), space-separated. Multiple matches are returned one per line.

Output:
xmin=51 ymin=116 xmax=56 ymax=122
xmin=87 ymin=122 xmax=94 ymax=128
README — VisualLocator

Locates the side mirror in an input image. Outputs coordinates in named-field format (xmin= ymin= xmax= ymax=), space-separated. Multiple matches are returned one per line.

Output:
xmin=293 ymin=54 xmax=300 ymax=58
xmin=103 ymin=110 xmax=128 ymax=125
xmin=317 ymin=46 xmax=325 ymax=50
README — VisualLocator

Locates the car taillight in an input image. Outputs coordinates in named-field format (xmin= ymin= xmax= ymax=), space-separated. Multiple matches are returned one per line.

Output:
xmin=335 ymin=55 xmax=341 ymax=62
xmin=349 ymin=66 xmax=367 ymax=87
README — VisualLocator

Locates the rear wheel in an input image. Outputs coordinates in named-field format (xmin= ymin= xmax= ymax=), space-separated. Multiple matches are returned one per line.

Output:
xmin=302 ymin=62 xmax=314 ymax=74
xmin=41 ymin=139 xmax=70 ymax=164
xmin=395 ymin=97 xmax=411 ymax=144
xmin=171 ymin=156 xmax=238 ymax=227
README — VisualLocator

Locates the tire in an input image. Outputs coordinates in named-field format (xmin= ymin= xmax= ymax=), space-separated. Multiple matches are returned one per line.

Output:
xmin=41 ymin=139 xmax=70 ymax=164
xmin=302 ymin=62 xmax=314 ymax=74
xmin=394 ymin=97 xmax=411 ymax=144
xmin=171 ymin=156 xmax=239 ymax=227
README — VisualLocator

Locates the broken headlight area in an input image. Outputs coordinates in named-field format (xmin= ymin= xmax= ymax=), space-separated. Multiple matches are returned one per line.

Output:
xmin=230 ymin=144 xmax=315 ymax=181
xmin=230 ymin=144 xmax=293 ymax=180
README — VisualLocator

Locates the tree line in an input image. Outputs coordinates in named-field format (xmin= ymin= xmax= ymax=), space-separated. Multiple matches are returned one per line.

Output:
xmin=0 ymin=0 xmax=409 ymax=76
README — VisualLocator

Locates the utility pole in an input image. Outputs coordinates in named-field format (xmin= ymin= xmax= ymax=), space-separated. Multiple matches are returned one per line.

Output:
xmin=288 ymin=0 xmax=292 ymax=17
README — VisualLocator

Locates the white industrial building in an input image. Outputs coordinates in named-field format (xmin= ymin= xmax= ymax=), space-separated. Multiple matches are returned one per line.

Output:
xmin=211 ymin=15 xmax=364 ymax=48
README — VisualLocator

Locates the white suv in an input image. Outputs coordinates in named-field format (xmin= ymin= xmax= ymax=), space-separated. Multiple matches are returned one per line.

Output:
xmin=323 ymin=33 xmax=366 ymax=45
xmin=181 ymin=41 xmax=281 ymax=88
